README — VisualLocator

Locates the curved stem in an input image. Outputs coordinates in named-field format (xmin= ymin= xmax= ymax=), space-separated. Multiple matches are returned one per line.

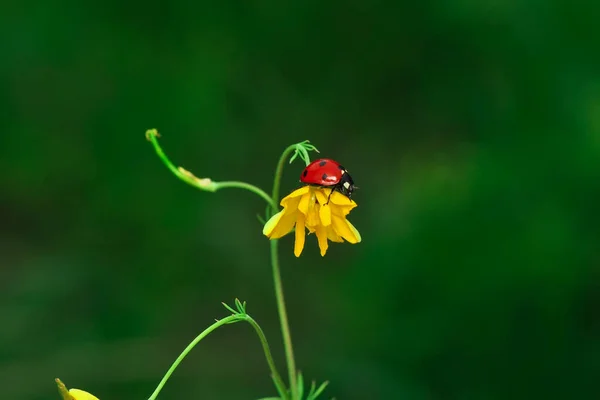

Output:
xmin=244 ymin=315 xmax=289 ymax=397
xmin=271 ymin=144 xmax=297 ymax=214
xmin=148 ymin=315 xmax=239 ymax=400
xmin=214 ymin=181 xmax=275 ymax=208
xmin=146 ymin=129 xmax=276 ymax=210
xmin=148 ymin=313 xmax=288 ymax=400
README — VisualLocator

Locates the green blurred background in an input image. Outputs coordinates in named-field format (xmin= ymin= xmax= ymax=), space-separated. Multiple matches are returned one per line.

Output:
xmin=1 ymin=1 xmax=599 ymax=399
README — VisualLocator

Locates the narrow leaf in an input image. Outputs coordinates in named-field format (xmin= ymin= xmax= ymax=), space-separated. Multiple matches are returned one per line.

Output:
xmin=297 ymin=371 xmax=304 ymax=400
xmin=307 ymin=381 xmax=329 ymax=400
xmin=222 ymin=302 xmax=237 ymax=314
xmin=234 ymin=298 xmax=244 ymax=313
xmin=257 ymin=214 xmax=266 ymax=225
xmin=271 ymin=374 xmax=288 ymax=398
xmin=308 ymin=380 xmax=316 ymax=396
xmin=299 ymin=147 xmax=310 ymax=165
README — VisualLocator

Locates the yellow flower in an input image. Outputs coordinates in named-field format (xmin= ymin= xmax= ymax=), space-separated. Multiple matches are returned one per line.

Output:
xmin=263 ymin=186 xmax=361 ymax=257
xmin=56 ymin=379 xmax=100 ymax=400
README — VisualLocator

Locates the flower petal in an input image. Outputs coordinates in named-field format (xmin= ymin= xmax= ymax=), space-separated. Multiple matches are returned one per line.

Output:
xmin=69 ymin=389 xmax=100 ymax=400
xmin=263 ymin=209 xmax=297 ymax=239
xmin=280 ymin=193 xmax=304 ymax=212
xmin=294 ymin=213 xmax=306 ymax=257
xmin=326 ymin=226 xmax=344 ymax=242
xmin=315 ymin=225 xmax=329 ymax=256
xmin=332 ymin=215 xmax=361 ymax=243
xmin=263 ymin=210 xmax=283 ymax=236
xmin=314 ymin=188 xmax=331 ymax=205
xmin=319 ymin=203 xmax=332 ymax=226
xmin=281 ymin=186 xmax=310 ymax=206
xmin=297 ymin=190 xmax=311 ymax=215
xmin=330 ymin=203 xmax=356 ymax=217
xmin=345 ymin=219 xmax=362 ymax=243
xmin=306 ymin=203 xmax=321 ymax=227
xmin=329 ymin=191 xmax=358 ymax=207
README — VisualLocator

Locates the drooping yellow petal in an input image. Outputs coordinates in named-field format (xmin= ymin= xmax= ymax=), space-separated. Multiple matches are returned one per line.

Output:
xmin=306 ymin=203 xmax=321 ymax=227
xmin=319 ymin=203 xmax=332 ymax=226
xmin=330 ymin=203 xmax=356 ymax=217
xmin=281 ymin=186 xmax=310 ymax=207
xmin=332 ymin=215 xmax=361 ymax=243
xmin=69 ymin=389 xmax=100 ymax=400
xmin=263 ymin=210 xmax=284 ymax=236
xmin=280 ymin=193 xmax=304 ymax=212
xmin=345 ymin=219 xmax=362 ymax=243
xmin=315 ymin=225 xmax=329 ymax=256
xmin=294 ymin=213 xmax=306 ymax=257
xmin=329 ymin=191 xmax=357 ymax=206
xmin=326 ymin=226 xmax=344 ymax=242
xmin=314 ymin=188 xmax=330 ymax=205
xmin=263 ymin=209 xmax=297 ymax=239
xmin=298 ymin=188 xmax=315 ymax=216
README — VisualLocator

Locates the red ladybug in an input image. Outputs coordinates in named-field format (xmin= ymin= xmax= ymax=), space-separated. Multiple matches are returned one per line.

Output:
xmin=300 ymin=158 xmax=356 ymax=200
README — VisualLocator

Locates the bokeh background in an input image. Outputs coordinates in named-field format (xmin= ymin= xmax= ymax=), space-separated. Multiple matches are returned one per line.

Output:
xmin=1 ymin=1 xmax=599 ymax=399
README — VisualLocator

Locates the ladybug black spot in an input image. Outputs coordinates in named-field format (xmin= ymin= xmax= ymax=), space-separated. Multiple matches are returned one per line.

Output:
xmin=322 ymin=173 xmax=328 ymax=180
xmin=319 ymin=160 xmax=327 ymax=167
xmin=303 ymin=170 xmax=308 ymax=177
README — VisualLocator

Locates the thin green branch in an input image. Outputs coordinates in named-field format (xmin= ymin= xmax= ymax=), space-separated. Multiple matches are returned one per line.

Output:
xmin=148 ymin=309 xmax=288 ymax=400
xmin=145 ymin=129 xmax=276 ymax=209
xmin=269 ymin=239 xmax=297 ymax=400
xmin=271 ymin=143 xmax=297 ymax=214
xmin=245 ymin=314 xmax=289 ymax=398
xmin=148 ymin=315 xmax=240 ymax=400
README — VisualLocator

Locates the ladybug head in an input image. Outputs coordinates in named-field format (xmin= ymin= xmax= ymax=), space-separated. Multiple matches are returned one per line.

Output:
xmin=339 ymin=172 xmax=356 ymax=199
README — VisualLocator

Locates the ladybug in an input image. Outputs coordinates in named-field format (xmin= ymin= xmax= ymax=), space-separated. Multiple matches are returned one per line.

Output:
xmin=300 ymin=158 xmax=356 ymax=201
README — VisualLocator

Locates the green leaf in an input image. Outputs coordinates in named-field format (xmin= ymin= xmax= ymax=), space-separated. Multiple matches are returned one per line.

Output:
xmin=221 ymin=302 xmax=237 ymax=314
xmin=257 ymin=213 xmax=266 ymax=225
xmin=288 ymin=140 xmax=320 ymax=166
xmin=271 ymin=374 xmax=288 ymax=399
xmin=299 ymin=147 xmax=310 ymax=166
xmin=307 ymin=381 xmax=329 ymax=400
xmin=234 ymin=298 xmax=246 ymax=313
xmin=297 ymin=371 xmax=304 ymax=399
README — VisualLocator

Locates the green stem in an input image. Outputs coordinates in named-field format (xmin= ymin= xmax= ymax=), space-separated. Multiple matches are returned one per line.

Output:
xmin=270 ymin=144 xmax=302 ymax=400
xmin=270 ymin=239 xmax=297 ymax=399
xmin=148 ymin=315 xmax=239 ymax=400
xmin=245 ymin=315 xmax=289 ymax=397
xmin=271 ymin=144 xmax=297 ymax=214
xmin=214 ymin=181 xmax=275 ymax=207
xmin=146 ymin=129 xmax=276 ymax=209
xmin=148 ymin=313 xmax=288 ymax=400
